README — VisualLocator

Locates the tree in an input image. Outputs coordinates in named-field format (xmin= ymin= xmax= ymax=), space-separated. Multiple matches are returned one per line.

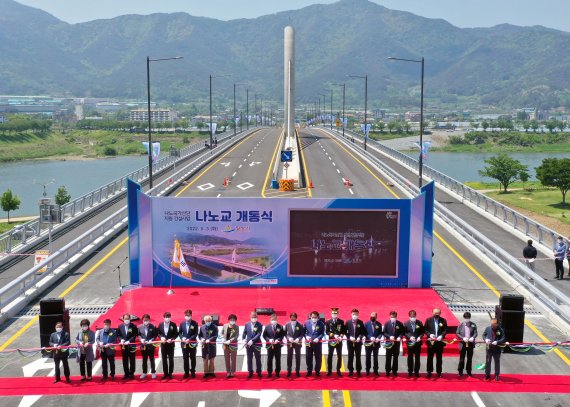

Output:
xmin=522 ymin=121 xmax=531 ymax=133
xmin=519 ymin=169 xmax=530 ymax=190
xmin=481 ymin=121 xmax=489 ymax=132
xmin=557 ymin=121 xmax=566 ymax=133
xmin=1 ymin=189 xmax=21 ymax=223
xmin=387 ymin=121 xmax=398 ymax=134
xmin=377 ymin=121 xmax=385 ymax=133
xmin=530 ymin=120 xmax=539 ymax=133
xmin=55 ymin=186 xmax=71 ymax=206
xmin=536 ymin=158 xmax=570 ymax=204
xmin=478 ymin=153 xmax=528 ymax=193
xmin=545 ymin=120 xmax=557 ymax=133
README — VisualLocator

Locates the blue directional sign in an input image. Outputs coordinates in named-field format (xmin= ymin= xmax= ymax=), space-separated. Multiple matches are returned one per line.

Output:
xmin=281 ymin=150 xmax=293 ymax=162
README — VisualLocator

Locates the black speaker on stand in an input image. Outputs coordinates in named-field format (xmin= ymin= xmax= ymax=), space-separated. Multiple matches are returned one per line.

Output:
xmin=39 ymin=298 xmax=69 ymax=357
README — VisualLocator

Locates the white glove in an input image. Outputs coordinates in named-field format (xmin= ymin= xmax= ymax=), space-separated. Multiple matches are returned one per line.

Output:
xmin=429 ymin=334 xmax=436 ymax=339
xmin=125 ymin=341 xmax=130 ymax=345
xmin=294 ymin=338 xmax=300 ymax=344
xmin=270 ymin=339 xmax=275 ymax=344
xmin=334 ymin=334 xmax=340 ymax=339
xmin=469 ymin=337 xmax=475 ymax=343
xmin=463 ymin=337 xmax=469 ymax=343
xmin=361 ymin=337 xmax=366 ymax=343
xmin=282 ymin=338 xmax=287 ymax=345
xmin=485 ymin=339 xmax=491 ymax=344
xmin=161 ymin=337 xmax=166 ymax=342
xmin=120 ymin=339 xmax=125 ymax=344
xmin=390 ymin=336 xmax=395 ymax=341
xmin=247 ymin=340 xmax=253 ymax=346
xmin=167 ymin=339 xmax=173 ymax=343
xmin=492 ymin=341 xmax=497 ymax=346
xmin=350 ymin=336 xmax=356 ymax=341
xmin=436 ymin=336 xmax=443 ymax=341
xmin=410 ymin=336 xmax=416 ymax=342
xmin=200 ymin=338 xmax=205 ymax=344
xmin=185 ymin=339 xmax=190 ymax=343
xmin=205 ymin=339 xmax=210 ymax=344
xmin=313 ymin=338 xmax=319 ymax=343
xmin=224 ymin=340 xmax=230 ymax=345
xmin=370 ymin=337 xmax=376 ymax=342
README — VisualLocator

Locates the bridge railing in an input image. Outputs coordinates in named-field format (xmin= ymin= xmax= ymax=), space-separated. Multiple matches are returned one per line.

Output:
xmin=0 ymin=128 xmax=257 ymax=321
xmin=0 ymin=128 xmax=239 ymax=258
xmin=324 ymin=128 xmax=570 ymax=324
xmin=335 ymin=127 xmax=561 ymax=250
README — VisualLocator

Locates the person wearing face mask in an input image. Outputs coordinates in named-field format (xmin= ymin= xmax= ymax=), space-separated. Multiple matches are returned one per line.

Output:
xmin=456 ymin=312 xmax=478 ymax=377
xmin=137 ymin=314 xmax=158 ymax=379
xmin=284 ymin=312 xmax=304 ymax=377
xmin=75 ymin=319 xmax=95 ymax=381
xmin=220 ymin=314 xmax=239 ymax=378
xmin=364 ymin=311 xmax=382 ymax=377
xmin=199 ymin=314 xmax=219 ymax=378
xmin=344 ymin=308 xmax=366 ymax=377
xmin=49 ymin=322 xmax=70 ymax=384
xmin=404 ymin=310 xmax=424 ymax=378
xmin=118 ymin=313 xmax=137 ymax=380
xmin=95 ymin=318 xmax=117 ymax=380
xmin=325 ymin=307 xmax=345 ymax=377
xmin=553 ymin=236 xmax=567 ymax=280
xmin=304 ymin=311 xmax=325 ymax=377
xmin=424 ymin=308 xmax=448 ymax=378
xmin=158 ymin=311 xmax=178 ymax=379
xmin=242 ymin=311 xmax=263 ymax=378
xmin=262 ymin=313 xmax=285 ymax=378
xmin=382 ymin=311 xmax=404 ymax=377
xmin=179 ymin=309 xmax=199 ymax=379
xmin=483 ymin=318 xmax=506 ymax=381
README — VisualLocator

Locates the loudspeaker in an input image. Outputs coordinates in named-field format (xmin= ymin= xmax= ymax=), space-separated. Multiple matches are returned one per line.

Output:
xmin=39 ymin=309 xmax=70 ymax=357
xmin=499 ymin=294 xmax=524 ymax=311
xmin=39 ymin=298 xmax=65 ymax=315
xmin=495 ymin=306 xmax=525 ymax=346
xmin=255 ymin=307 xmax=274 ymax=315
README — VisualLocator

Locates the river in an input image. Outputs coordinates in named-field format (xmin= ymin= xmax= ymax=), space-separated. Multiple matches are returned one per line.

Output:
xmin=409 ymin=152 xmax=570 ymax=183
xmin=0 ymin=156 xmax=147 ymax=217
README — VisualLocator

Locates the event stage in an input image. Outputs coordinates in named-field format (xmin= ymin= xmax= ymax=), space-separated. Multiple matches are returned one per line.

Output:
xmin=92 ymin=287 xmax=460 ymax=356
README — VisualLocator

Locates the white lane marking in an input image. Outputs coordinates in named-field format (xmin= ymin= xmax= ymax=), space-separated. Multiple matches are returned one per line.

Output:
xmin=332 ymin=162 xmax=336 ymax=166
xmin=220 ymin=162 xmax=231 ymax=167
xmin=248 ymin=154 xmax=251 ymax=157
xmin=197 ymin=183 xmax=215 ymax=191
xmin=349 ymin=188 xmax=354 ymax=195
xmin=471 ymin=392 xmax=486 ymax=407
xmin=217 ymin=194 xmax=222 ymax=198
xmin=249 ymin=161 xmax=262 ymax=167
xmin=197 ymin=402 xmax=205 ymax=407
xmin=237 ymin=182 xmax=255 ymax=190
xmin=18 ymin=396 xmax=42 ymax=407
xmin=238 ymin=164 xmax=242 ymax=169
xmin=328 ymin=156 xmax=332 ymax=160
xmin=232 ymin=172 xmax=237 ymax=177
xmin=130 ymin=393 xmax=151 ymax=407
xmin=238 ymin=390 xmax=281 ymax=407
xmin=243 ymin=158 xmax=247 ymax=162
xmin=336 ymin=169 xmax=340 ymax=174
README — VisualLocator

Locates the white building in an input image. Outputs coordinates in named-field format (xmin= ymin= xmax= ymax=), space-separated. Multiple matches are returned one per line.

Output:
xmin=130 ymin=109 xmax=178 ymax=122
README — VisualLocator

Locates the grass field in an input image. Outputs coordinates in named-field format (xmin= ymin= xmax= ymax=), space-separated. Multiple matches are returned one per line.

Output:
xmin=465 ymin=181 xmax=543 ymax=190
xmin=485 ymin=188 xmax=570 ymax=225
xmin=0 ymin=221 xmax=26 ymax=234
xmin=434 ymin=142 xmax=570 ymax=153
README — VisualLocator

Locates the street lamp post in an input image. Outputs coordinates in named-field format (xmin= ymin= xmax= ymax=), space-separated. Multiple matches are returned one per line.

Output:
xmin=333 ymin=83 xmax=346 ymax=138
xmin=330 ymin=88 xmax=333 ymax=130
xmin=146 ymin=55 xmax=183 ymax=190
xmin=209 ymin=73 xmax=231 ymax=151
xmin=348 ymin=74 xmax=368 ymax=150
xmin=388 ymin=56 xmax=425 ymax=187
xmin=246 ymin=89 xmax=249 ymax=130
xmin=319 ymin=94 xmax=327 ymax=126
xmin=233 ymin=83 xmax=246 ymax=138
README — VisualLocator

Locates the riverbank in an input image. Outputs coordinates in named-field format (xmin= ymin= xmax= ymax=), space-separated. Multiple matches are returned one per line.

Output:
xmin=0 ymin=129 xmax=209 ymax=162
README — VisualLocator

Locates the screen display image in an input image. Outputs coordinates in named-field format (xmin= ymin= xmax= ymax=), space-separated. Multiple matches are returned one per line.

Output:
xmin=289 ymin=209 xmax=399 ymax=277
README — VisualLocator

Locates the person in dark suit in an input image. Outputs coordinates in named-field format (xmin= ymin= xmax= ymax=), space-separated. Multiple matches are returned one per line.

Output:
xmin=243 ymin=311 xmax=263 ymax=378
xmin=179 ymin=309 xmax=199 ymax=378
xmin=262 ymin=313 xmax=285 ymax=378
xmin=158 ymin=311 xmax=178 ymax=379
xmin=304 ymin=310 xmax=325 ymax=377
xmin=220 ymin=314 xmax=239 ymax=378
xmin=199 ymin=314 xmax=219 ymax=378
xmin=117 ymin=313 xmax=137 ymax=380
xmin=456 ymin=311 xmax=478 ymax=377
xmin=49 ymin=321 xmax=70 ymax=383
xmin=424 ymin=308 xmax=448 ymax=378
xmin=483 ymin=319 xmax=506 ymax=381
xmin=75 ymin=319 xmax=95 ymax=381
xmin=325 ymin=307 xmax=345 ymax=377
xmin=284 ymin=312 xmax=304 ymax=377
xmin=95 ymin=318 xmax=118 ymax=380
xmin=404 ymin=310 xmax=424 ymax=378
xmin=137 ymin=314 xmax=157 ymax=379
xmin=382 ymin=311 xmax=405 ymax=377
xmin=344 ymin=308 xmax=366 ymax=377
xmin=364 ymin=311 xmax=382 ymax=376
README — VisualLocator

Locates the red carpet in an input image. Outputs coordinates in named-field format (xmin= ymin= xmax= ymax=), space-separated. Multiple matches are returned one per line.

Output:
xmin=1 ymin=373 xmax=568 ymax=396
xmin=92 ymin=287 xmax=460 ymax=356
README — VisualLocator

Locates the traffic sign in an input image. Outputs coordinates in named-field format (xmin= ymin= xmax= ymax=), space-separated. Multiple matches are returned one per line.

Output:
xmin=281 ymin=150 xmax=293 ymax=162
xmin=283 ymin=162 xmax=290 ymax=169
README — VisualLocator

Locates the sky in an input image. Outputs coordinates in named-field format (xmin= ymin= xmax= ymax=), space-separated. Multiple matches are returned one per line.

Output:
xmin=15 ymin=0 xmax=570 ymax=32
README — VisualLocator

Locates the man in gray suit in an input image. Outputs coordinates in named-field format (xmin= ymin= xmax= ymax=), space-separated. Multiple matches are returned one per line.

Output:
xmin=483 ymin=318 xmax=506 ymax=381
xmin=456 ymin=311 xmax=477 ymax=377
xmin=220 ymin=314 xmax=240 ymax=378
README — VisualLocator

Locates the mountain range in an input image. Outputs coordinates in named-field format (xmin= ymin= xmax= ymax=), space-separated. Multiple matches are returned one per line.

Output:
xmin=1 ymin=0 xmax=570 ymax=109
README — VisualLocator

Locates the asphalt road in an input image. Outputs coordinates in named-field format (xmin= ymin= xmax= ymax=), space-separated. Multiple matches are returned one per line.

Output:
xmin=0 ymin=126 xmax=568 ymax=407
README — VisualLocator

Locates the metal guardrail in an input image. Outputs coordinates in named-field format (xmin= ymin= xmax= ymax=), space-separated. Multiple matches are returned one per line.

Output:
xmin=0 ymin=129 xmax=239 ymax=258
xmin=324 ymin=127 xmax=570 ymax=324
xmin=335 ymin=127 xmax=564 ymax=250
xmin=0 ymin=128 xmax=257 ymax=318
